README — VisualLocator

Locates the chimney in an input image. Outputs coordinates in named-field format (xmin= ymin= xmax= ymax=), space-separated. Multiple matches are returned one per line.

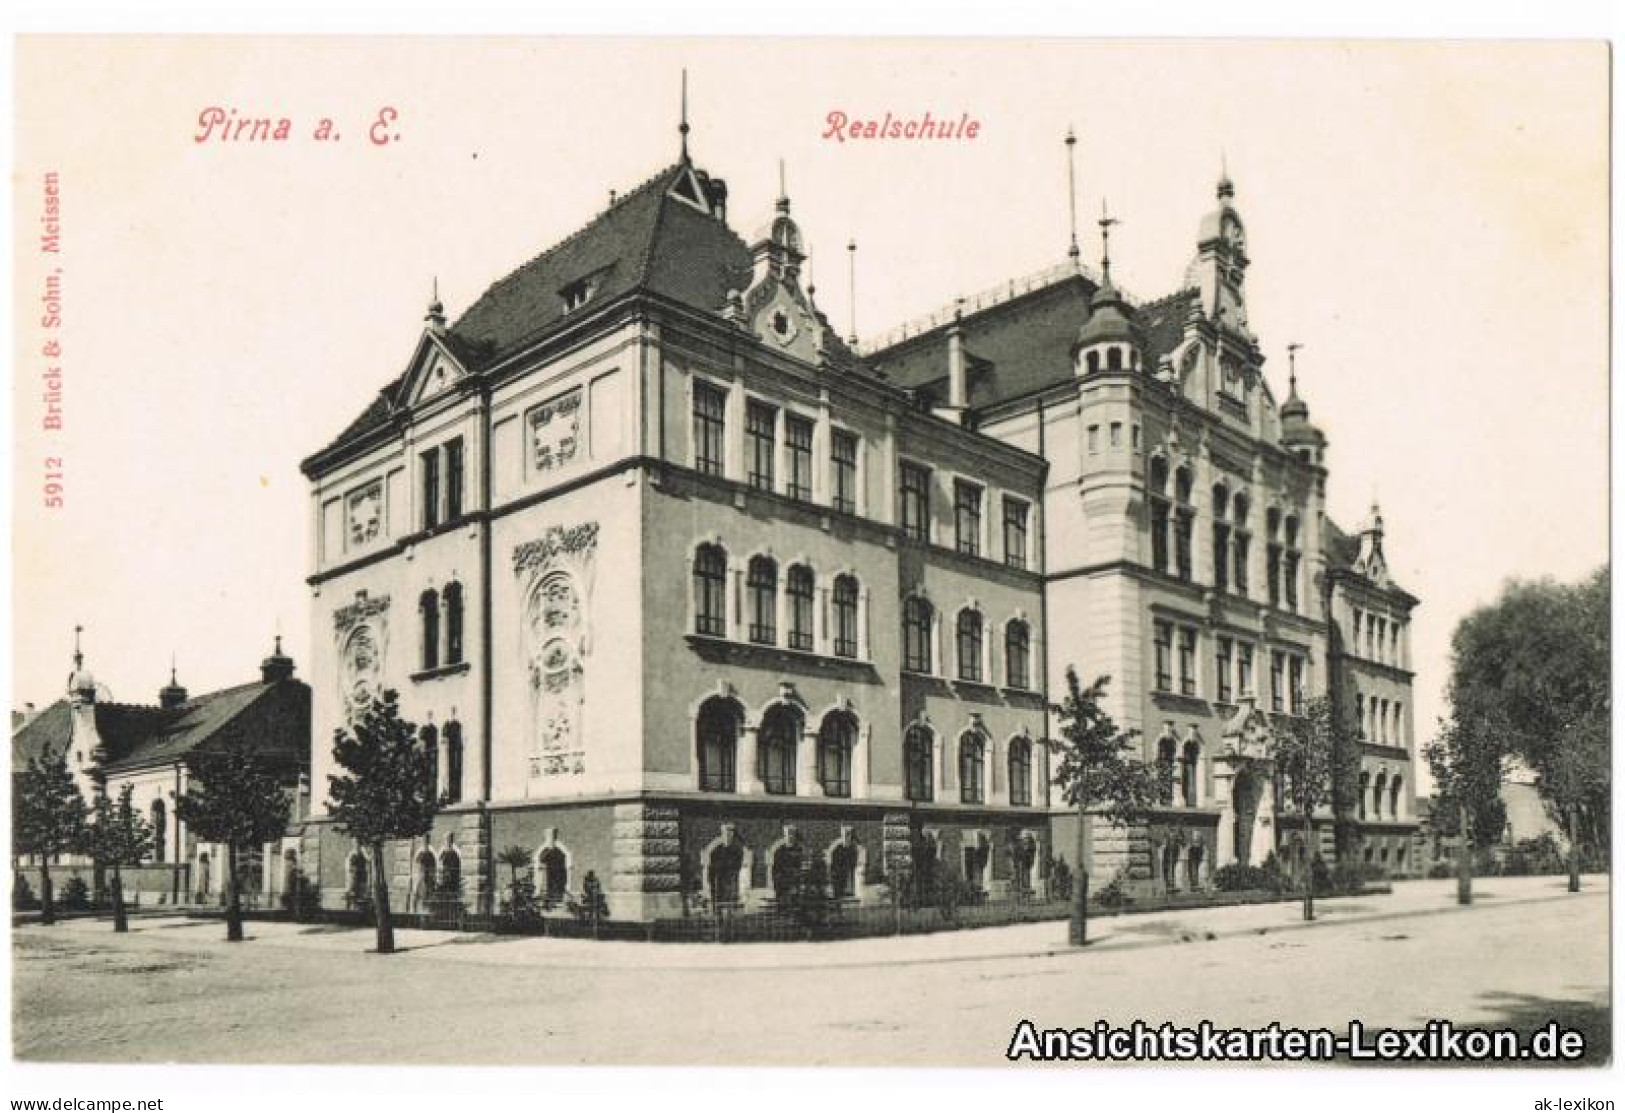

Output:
xmin=946 ymin=299 xmax=968 ymax=420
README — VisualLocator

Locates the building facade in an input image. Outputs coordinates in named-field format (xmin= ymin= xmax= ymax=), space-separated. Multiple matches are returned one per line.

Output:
xmin=296 ymin=134 xmax=1422 ymax=920
xmin=11 ymin=639 xmax=311 ymax=905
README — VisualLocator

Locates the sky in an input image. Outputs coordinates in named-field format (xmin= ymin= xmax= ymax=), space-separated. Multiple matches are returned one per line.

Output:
xmin=11 ymin=38 xmax=1608 ymax=786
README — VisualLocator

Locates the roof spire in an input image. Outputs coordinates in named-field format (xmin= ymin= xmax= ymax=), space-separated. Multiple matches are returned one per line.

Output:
xmin=1097 ymin=198 xmax=1120 ymax=288
xmin=73 ymin=624 xmax=83 ymax=670
xmin=679 ymin=68 xmax=691 ymax=160
xmin=1217 ymin=151 xmax=1235 ymax=200
xmin=776 ymin=157 xmax=789 ymax=213
xmin=1287 ymin=341 xmax=1303 ymax=394
xmin=1065 ymin=127 xmax=1080 ymax=263
xmin=425 ymin=277 xmax=446 ymax=332
xmin=846 ymin=239 xmax=858 ymax=346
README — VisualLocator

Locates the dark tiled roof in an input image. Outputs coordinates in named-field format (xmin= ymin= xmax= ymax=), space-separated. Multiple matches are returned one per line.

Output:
xmin=870 ymin=278 xmax=1198 ymax=412
xmin=11 ymin=699 xmax=72 ymax=770
xmin=310 ymin=161 xmax=753 ymax=466
xmin=1322 ymin=517 xmax=1362 ymax=572
xmin=10 ymin=681 xmax=309 ymax=776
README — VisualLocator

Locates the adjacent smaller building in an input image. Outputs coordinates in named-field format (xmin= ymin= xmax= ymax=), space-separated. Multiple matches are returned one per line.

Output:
xmin=11 ymin=638 xmax=310 ymax=906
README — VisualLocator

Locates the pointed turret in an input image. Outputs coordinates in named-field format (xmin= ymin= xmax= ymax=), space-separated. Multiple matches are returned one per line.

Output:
xmin=1279 ymin=343 xmax=1328 ymax=465
xmin=1073 ymin=200 xmax=1142 ymax=375
xmin=159 ymin=656 xmax=189 ymax=709
xmin=260 ymin=634 xmax=297 ymax=684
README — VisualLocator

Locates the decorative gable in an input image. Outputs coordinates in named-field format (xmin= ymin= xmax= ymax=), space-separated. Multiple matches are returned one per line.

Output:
xmin=402 ymin=332 xmax=472 ymax=407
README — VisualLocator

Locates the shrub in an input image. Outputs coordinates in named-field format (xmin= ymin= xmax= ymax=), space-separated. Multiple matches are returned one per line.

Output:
xmin=1046 ymin=855 xmax=1074 ymax=901
xmin=59 ymin=876 xmax=91 ymax=911
xmin=13 ymin=874 xmax=39 ymax=911
xmin=1502 ymin=833 xmax=1566 ymax=877
xmin=279 ymin=873 xmax=323 ymax=919
xmin=1094 ymin=872 xmax=1133 ymax=909
xmin=1213 ymin=863 xmax=1276 ymax=893
xmin=1427 ymin=862 xmax=1455 ymax=880
xmin=570 ymin=871 xmax=610 ymax=931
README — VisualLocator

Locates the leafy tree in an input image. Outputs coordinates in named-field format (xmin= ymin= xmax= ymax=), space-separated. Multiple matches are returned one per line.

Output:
xmin=85 ymin=784 xmax=153 ymax=933
xmin=1045 ymin=669 xmax=1161 ymax=945
xmin=1271 ymin=695 xmax=1356 ymax=921
xmin=326 ymin=690 xmax=438 ymax=954
xmin=175 ymin=736 xmax=293 ymax=942
xmin=13 ymin=753 xmax=89 ymax=925
xmin=1448 ymin=568 xmax=1609 ymax=889
xmin=1424 ymin=717 xmax=1507 ymax=906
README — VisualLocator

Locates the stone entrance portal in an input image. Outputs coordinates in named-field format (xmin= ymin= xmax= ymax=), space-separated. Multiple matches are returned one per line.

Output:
xmin=1212 ymin=697 xmax=1276 ymax=869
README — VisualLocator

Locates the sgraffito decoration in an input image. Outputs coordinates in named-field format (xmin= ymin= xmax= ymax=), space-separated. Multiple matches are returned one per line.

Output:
xmin=515 ymin=523 xmax=598 ymax=780
xmin=529 ymin=388 xmax=582 ymax=474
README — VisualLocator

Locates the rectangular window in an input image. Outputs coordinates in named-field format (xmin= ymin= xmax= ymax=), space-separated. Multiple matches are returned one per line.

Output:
xmin=1003 ymin=498 xmax=1030 ymax=570
xmin=1233 ymin=533 xmax=1250 ymax=596
xmin=1238 ymin=642 xmax=1254 ymax=697
xmin=1150 ymin=499 xmax=1170 ymax=572
xmin=1213 ymin=523 xmax=1231 ymax=593
xmin=420 ymin=448 xmax=441 ymax=530
xmin=1178 ymin=627 xmax=1198 ymax=697
xmin=692 ymin=381 xmax=727 ymax=477
xmin=1395 ymin=702 xmax=1404 ymax=744
xmin=1109 ymin=422 xmax=1122 ymax=447
xmin=899 ymin=462 xmax=931 ymax=543
xmin=746 ymin=401 xmax=777 ymax=491
xmin=831 ymin=429 xmax=858 ymax=514
xmin=954 ymin=480 xmax=983 ymax=557
xmin=1216 ymin=637 xmax=1233 ymax=703
xmin=444 ymin=438 xmax=464 ymax=521
xmin=1356 ymin=693 xmax=1365 ymax=738
xmin=1270 ymin=651 xmax=1285 ymax=713
xmin=1289 ymin=656 xmax=1304 ymax=714
xmin=785 ymin=414 xmax=814 ymax=501
xmin=1284 ymin=551 xmax=1300 ymax=612
xmin=1174 ymin=510 xmax=1193 ymax=580
xmin=1087 ymin=425 xmax=1100 ymax=453
xmin=1267 ymin=544 xmax=1282 ymax=606
xmin=1153 ymin=621 xmax=1173 ymax=692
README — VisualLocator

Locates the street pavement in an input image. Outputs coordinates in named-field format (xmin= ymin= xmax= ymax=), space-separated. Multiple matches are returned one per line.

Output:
xmin=12 ymin=875 xmax=1610 ymax=1066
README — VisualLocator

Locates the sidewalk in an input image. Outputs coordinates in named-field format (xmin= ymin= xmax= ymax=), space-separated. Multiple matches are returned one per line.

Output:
xmin=40 ymin=874 xmax=1606 ymax=972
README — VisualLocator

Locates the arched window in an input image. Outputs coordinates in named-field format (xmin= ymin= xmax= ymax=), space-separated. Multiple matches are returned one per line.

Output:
xmin=692 ymin=544 xmax=728 ymax=637
xmin=1172 ymin=467 xmax=1194 ymax=580
xmin=1005 ymin=620 xmax=1031 ymax=689
xmin=347 ymin=851 xmax=370 ymax=903
xmin=1181 ymin=739 xmax=1201 ymax=807
xmin=1107 ymin=347 xmax=1122 ymax=371
xmin=1157 ymin=735 xmax=1178 ymax=804
xmin=443 ymin=582 xmax=465 ymax=665
xmin=770 ymin=842 xmax=804 ymax=902
xmin=958 ymin=732 xmax=986 ymax=804
xmin=758 ymin=704 xmax=801 ymax=796
xmin=415 ymin=850 xmax=437 ymax=910
xmin=538 ymin=846 xmax=568 ymax=904
xmin=817 ymin=711 xmax=856 ymax=798
xmin=438 ymin=849 xmax=462 ymax=900
xmin=1358 ymin=771 xmax=1370 ymax=820
xmin=902 ymin=596 xmax=934 ymax=674
xmin=150 ymin=799 xmax=167 ymax=862
xmin=1149 ymin=456 xmax=1171 ymax=573
xmin=786 ymin=564 xmax=815 ymax=651
xmin=1372 ymin=772 xmax=1386 ymax=820
xmin=904 ymin=726 xmax=934 ymax=802
xmin=830 ymin=842 xmax=858 ymax=899
xmin=1390 ymin=775 xmax=1403 ymax=820
xmin=707 ymin=841 xmax=744 ymax=906
xmin=420 ymin=724 xmax=440 ymax=798
xmin=1283 ymin=515 xmax=1301 ymax=612
xmin=696 ymin=697 xmax=740 ymax=792
xmin=1231 ymin=494 xmax=1251 ymax=596
xmin=1086 ymin=350 xmax=1100 ymax=373
xmin=956 ymin=609 xmax=983 ymax=683
xmin=1212 ymin=484 xmax=1232 ymax=593
xmin=747 ymin=556 xmax=778 ymax=645
xmin=1266 ymin=507 xmax=1283 ymax=607
xmin=444 ymin=722 xmax=464 ymax=804
xmin=1008 ymin=738 xmax=1033 ymax=807
xmin=196 ymin=852 xmax=212 ymax=898
xmin=832 ymin=575 xmax=860 ymax=658
xmin=419 ymin=589 xmax=440 ymax=670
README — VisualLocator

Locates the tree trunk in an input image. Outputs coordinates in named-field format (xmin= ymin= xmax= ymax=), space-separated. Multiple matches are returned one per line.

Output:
xmin=1567 ymin=805 xmax=1581 ymax=893
xmin=1302 ymin=816 xmax=1316 ymax=922
xmin=38 ymin=861 xmax=55 ymax=926
xmin=370 ymin=842 xmax=395 ymax=955
xmin=111 ymin=866 xmax=128 ymax=933
xmin=225 ymin=842 xmax=244 ymax=942
xmin=1069 ymin=803 xmax=1089 ymax=946
xmin=1455 ymin=797 xmax=1472 ymax=906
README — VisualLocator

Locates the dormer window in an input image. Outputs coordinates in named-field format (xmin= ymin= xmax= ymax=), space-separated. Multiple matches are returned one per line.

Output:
xmin=561 ymin=278 xmax=595 ymax=313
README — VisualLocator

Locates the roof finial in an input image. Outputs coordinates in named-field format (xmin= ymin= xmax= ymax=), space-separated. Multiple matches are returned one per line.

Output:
xmin=846 ymin=239 xmax=858 ymax=346
xmin=1065 ymin=127 xmax=1080 ymax=263
xmin=679 ymin=69 xmax=691 ymax=160
xmin=1287 ymin=341 xmax=1303 ymax=393
xmin=1218 ymin=151 xmax=1235 ymax=200
xmin=1098 ymin=198 xmax=1120 ymax=287
xmin=73 ymin=624 xmax=83 ymax=670
xmin=776 ymin=157 xmax=789 ymax=213
xmin=170 ymin=651 xmax=177 ymax=686
xmin=425 ymin=278 xmax=446 ymax=331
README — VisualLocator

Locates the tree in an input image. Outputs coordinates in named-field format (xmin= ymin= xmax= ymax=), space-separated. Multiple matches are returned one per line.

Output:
xmin=496 ymin=845 xmax=536 ymax=919
xmin=327 ymin=690 xmax=438 ymax=954
xmin=13 ymin=753 xmax=89 ymax=925
xmin=1270 ymin=696 xmax=1355 ymax=921
xmin=175 ymin=736 xmax=293 ymax=942
xmin=1424 ymin=717 xmax=1507 ymax=906
xmin=1045 ymin=670 xmax=1161 ymax=946
xmin=1448 ymin=568 xmax=1609 ymax=887
xmin=84 ymin=784 xmax=153 ymax=933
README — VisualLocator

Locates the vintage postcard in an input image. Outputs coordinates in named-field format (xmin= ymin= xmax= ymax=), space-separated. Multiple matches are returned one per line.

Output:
xmin=7 ymin=31 xmax=1611 ymax=1097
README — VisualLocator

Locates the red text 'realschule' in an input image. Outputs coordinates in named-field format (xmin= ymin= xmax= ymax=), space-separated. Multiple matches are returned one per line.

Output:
xmin=823 ymin=111 xmax=981 ymax=143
